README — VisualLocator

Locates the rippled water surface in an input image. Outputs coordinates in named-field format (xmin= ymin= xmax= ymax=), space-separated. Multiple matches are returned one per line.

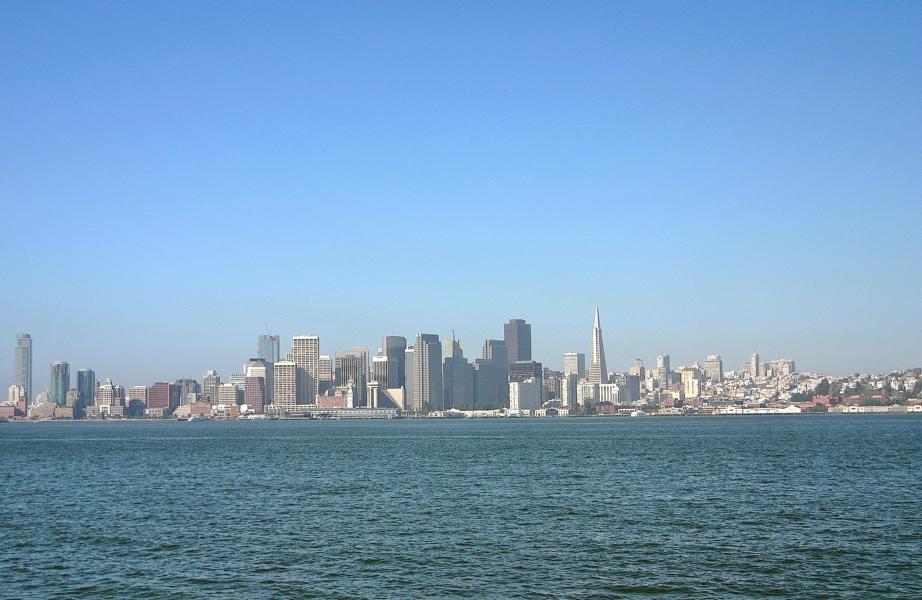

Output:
xmin=2 ymin=416 xmax=921 ymax=598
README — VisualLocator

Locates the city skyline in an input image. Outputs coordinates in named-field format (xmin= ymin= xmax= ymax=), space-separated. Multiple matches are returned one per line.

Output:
xmin=2 ymin=2 xmax=920 ymax=387
xmin=8 ymin=305 xmax=917 ymax=422
xmin=3 ymin=4 xmax=921 ymax=599
xmin=4 ymin=308 xmax=885 ymax=399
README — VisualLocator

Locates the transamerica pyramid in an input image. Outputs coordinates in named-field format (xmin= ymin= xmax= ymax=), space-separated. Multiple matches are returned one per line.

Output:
xmin=588 ymin=306 xmax=608 ymax=384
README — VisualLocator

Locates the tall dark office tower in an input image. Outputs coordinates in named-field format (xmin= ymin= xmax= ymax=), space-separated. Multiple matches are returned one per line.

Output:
xmin=412 ymin=334 xmax=443 ymax=413
xmin=543 ymin=368 xmax=562 ymax=400
xmin=404 ymin=347 xmax=414 ymax=407
xmin=443 ymin=334 xmax=474 ymax=410
xmin=372 ymin=355 xmax=389 ymax=387
xmin=173 ymin=378 xmax=200 ymax=405
xmin=14 ymin=333 xmax=32 ymax=405
xmin=504 ymin=319 xmax=532 ymax=364
xmin=76 ymin=368 xmax=96 ymax=410
xmin=50 ymin=361 xmax=70 ymax=406
xmin=382 ymin=335 xmax=407 ymax=388
xmin=475 ymin=339 xmax=509 ymax=408
xmin=482 ymin=339 xmax=509 ymax=372
xmin=203 ymin=370 xmax=220 ymax=403
xmin=705 ymin=354 xmax=723 ymax=383
xmin=625 ymin=374 xmax=641 ymax=404
xmin=258 ymin=335 xmax=280 ymax=364
xmin=336 ymin=348 xmax=368 ymax=407
xmin=473 ymin=360 xmax=501 ymax=409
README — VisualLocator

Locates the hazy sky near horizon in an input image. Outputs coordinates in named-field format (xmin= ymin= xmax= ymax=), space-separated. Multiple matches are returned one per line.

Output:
xmin=2 ymin=1 xmax=921 ymax=391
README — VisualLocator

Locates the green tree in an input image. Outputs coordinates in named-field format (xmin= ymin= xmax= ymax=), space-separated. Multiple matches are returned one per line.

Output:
xmin=815 ymin=378 xmax=830 ymax=396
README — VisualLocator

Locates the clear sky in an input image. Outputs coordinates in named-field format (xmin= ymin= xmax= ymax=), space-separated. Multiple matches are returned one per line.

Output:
xmin=2 ymin=1 xmax=921 ymax=392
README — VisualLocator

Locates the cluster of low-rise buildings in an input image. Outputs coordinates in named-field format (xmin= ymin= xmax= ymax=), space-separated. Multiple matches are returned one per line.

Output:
xmin=4 ymin=320 xmax=921 ymax=422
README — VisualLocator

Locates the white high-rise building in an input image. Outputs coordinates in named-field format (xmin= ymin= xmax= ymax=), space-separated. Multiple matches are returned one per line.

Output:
xmin=577 ymin=383 xmax=598 ymax=405
xmin=509 ymin=379 xmax=543 ymax=411
xmin=771 ymin=359 xmax=796 ymax=377
xmin=443 ymin=331 xmax=463 ymax=361
xmin=96 ymin=379 xmax=118 ymax=407
xmin=654 ymin=354 xmax=671 ymax=387
xmin=588 ymin=307 xmax=608 ymax=385
xmin=273 ymin=360 xmax=299 ymax=413
xmin=598 ymin=383 xmax=621 ymax=403
xmin=127 ymin=385 xmax=148 ymax=405
xmin=750 ymin=353 xmax=760 ymax=378
xmin=217 ymin=383 xmax=241 ymax=407
xmin=629 ymin=358 xmax=645 ymax=380
xmin=8 ymin=384 xmax=25 ymax=405
xmin=291 ymin=335 xmax=320 ymax=404
xmin=318 ymin=355 xmax=333 ymax=395
xmin=412 ymin=334 xmax=442 ymax=413
xmin=560 ymin=374 xmax=578 ymax=408
xmin=705 ymin=354 xmax=723 ymax=383
xmin=563 ymin=352 xmax=586 ymax=378
xmin=404 ymin=347 xmax=414 ymax=410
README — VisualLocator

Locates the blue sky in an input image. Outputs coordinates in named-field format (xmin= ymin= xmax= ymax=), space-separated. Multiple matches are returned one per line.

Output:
xmin=2 ymin=1 xmax=921 ymax=391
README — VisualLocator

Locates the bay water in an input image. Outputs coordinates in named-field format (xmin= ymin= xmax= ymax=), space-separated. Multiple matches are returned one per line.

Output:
xmin=2 ymin=416 xmax=920 ymax=598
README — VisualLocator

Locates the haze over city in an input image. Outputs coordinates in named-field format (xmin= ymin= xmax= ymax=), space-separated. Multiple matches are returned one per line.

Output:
xmin=3 ymin=2 xmax=921 ymax=392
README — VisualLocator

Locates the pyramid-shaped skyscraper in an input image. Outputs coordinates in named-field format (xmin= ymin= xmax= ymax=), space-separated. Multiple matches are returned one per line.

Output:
xmin=588 ymin=306 xmax=607 ymax=385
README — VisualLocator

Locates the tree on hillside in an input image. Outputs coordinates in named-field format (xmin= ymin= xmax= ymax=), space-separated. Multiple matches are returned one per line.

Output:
xmin=815 ymin=378 xmax=830 ymax=396
xmin=790 ymin=392 xmax=809 ymax=404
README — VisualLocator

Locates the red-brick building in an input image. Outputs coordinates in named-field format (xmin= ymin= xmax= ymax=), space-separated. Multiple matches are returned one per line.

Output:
xmin=147 ymin=382 xmax=176 ymax=412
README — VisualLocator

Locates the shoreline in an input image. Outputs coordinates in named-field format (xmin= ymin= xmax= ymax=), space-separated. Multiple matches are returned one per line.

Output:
xmin=3 ymin=411 xmax=920 ymax=424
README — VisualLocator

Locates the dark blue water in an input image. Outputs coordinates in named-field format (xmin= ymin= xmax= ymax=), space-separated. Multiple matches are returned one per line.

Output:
xmin=2 ymin=416 xmax=920 ymax=598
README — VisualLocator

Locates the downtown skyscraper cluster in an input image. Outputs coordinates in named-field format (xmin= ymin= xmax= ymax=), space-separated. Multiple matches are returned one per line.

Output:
xmin=9 ymin=307 xmax=913 ymax=422
xmin=5 ymin=312 xmax=572 ymax=418
xmin=260 ymin=320 xmax=545 ymax=416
